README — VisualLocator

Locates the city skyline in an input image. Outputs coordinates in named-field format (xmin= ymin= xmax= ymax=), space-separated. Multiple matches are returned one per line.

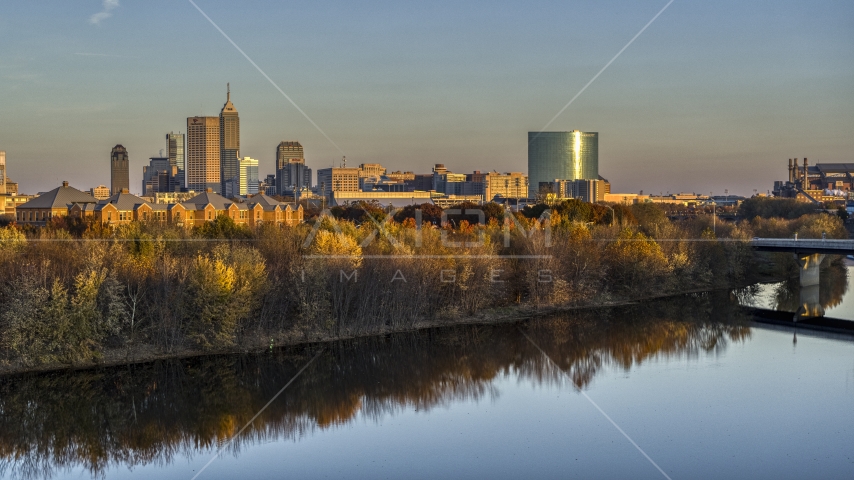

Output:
xmin=1 ymin=0 xmax=852 ymax=195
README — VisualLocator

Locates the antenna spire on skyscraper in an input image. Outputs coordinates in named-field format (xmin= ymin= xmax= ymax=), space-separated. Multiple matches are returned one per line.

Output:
xmin=227 ymin=82 xmax=230 ymax=101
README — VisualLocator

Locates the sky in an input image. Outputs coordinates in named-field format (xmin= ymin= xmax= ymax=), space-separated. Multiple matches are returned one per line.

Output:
xmin=0 ymin=0 xmax=852 ymax=196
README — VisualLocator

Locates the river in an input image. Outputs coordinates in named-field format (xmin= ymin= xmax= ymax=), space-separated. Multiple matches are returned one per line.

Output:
xmin=1 ymin=285 xmax=853 ymax=479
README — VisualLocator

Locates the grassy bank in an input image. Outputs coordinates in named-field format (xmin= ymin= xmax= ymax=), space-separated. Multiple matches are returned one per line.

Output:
xmin=0 ymin=199 xmax=846 ymax=375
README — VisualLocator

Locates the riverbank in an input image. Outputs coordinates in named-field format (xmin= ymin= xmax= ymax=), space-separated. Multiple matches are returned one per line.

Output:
xmin=0 ymin=283 xmax=764 ymax=377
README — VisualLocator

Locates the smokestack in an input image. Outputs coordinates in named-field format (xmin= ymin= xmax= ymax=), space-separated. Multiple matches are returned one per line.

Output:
xmin=788 ymin=158 xmax=793 ymax=183
xmin=803 ymin=158 xmax=809 ymax=190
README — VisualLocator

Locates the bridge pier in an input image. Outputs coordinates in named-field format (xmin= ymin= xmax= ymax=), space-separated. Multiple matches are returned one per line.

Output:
xmin=796 ymin=253 xmax=825 ymax=318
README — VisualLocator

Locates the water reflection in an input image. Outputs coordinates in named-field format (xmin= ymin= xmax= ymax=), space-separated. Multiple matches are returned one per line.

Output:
xmin=742 ymin=261 xmax=849 ymax=317
xmin=0 ymin=293 xmax=751 ymax=480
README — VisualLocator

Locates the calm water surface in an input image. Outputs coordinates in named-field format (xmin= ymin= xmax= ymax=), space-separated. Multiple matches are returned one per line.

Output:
xmin=1 ymin=295 xmax=852 ymax=480
xmin=747 ymin=262 xmax=854 ymax=321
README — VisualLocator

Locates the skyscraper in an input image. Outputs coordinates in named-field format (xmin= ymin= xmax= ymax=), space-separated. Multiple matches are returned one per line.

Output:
xmin=276 ymin=141 xmax=311 ymax=194
xmin=220 ymin=84 xmax=240 ymax=198
xmin=142 ymin=157 xmax=179 ymax=195
xmin=110 ymin=145 xmax=130 ymax=195
xmin=166 ymin=132 xmax=185 ymax=189
xmin=527 ymin=131 xmax=598 ymax=197
xmin=239 ymin=157 xmax=259 ymax=196
xmin=0 ymin=151 xmax=6 ymax=196
xmin=186 ymin=116 xmax=220 ymax=193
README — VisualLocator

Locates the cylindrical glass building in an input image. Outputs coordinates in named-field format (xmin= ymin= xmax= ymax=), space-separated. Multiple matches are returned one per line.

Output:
xmin=527 ymin=131 xmax=598 ymax=197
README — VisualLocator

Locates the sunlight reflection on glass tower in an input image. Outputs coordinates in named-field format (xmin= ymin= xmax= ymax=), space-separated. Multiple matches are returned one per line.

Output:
xmin=528 ymin=131 xmax=598 ymax=197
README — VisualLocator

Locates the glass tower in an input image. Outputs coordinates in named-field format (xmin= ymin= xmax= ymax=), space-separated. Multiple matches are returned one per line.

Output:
xmin=527 ymin=131 xmax=598 ymax=197
xmin=166 ymin=132 xmax=185 ymax=189
xmin=239 ymin=157 xmax=259 ymax=196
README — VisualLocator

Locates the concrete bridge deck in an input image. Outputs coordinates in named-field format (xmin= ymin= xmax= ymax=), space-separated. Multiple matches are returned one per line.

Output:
xmin=750 ymin=238 xmax=854 ymax=255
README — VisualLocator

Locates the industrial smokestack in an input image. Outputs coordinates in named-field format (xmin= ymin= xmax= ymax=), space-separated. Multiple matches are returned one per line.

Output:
xmin=803 ymin=158 xmax=809 ymax=190
xmin=788 ymin=158 xmax=793 ymax=183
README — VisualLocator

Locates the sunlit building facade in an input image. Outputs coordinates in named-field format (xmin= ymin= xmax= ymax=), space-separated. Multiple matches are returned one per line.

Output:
xmin=528 ymin=131 xmax=598 ymax=197
xmin=186 ymin=116 xmax=220 ymax=193
xmin=239 ymin=157 xmax=259 ymax=196
xmin=317 ymin=167 xmax=359 ymax=200
xmin=220 ymin=84 xmax=241 ymax=198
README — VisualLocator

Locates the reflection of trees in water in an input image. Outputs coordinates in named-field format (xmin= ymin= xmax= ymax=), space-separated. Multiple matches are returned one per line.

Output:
xmin=0 ymin=294 xmax=751 ymax=480
xmin=769 ymin=261 xmax=849 ymax=312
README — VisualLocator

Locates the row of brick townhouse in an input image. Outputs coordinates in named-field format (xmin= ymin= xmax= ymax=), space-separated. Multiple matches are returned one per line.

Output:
xmin=16 ymin=182 xmax=303 ymax=227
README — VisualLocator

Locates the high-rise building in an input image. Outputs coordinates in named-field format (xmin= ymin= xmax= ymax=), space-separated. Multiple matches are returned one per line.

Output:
xmin=220 ymin=84 xmax=240 ymax=198
xmin=261 ymin=174 xmax=278 ymax=196
xmin=239 ymin=157 xmax=259 ymax=196
xmin=528 ymin=131 xmax=598 ymax=197
xmin=186 ymin=116 xmax=220 ymax=193
xmin=142 ymin=157 xmax=179 ymax=195
xmin=166 ymin=132 xmax=185 ymax=189
xmin=276 ymin=141 xmax=311 ymax=194
xmin=110 ymin=145 xmax=130 ymax=195
xmin=0 ymin=151 xmax=6 ymax=196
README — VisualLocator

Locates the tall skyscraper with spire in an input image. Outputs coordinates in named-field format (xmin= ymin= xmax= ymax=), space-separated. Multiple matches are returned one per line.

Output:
xmin=220 ymin=83 xmax=240 ymax=198
xmin=110 ymin=145 xmax=130 ymax=194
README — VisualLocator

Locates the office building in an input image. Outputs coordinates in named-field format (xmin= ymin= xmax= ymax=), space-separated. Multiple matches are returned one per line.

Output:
xmin=110 ymin=145 xmax=130 ymax=195
xmin=142 ymin=157 xmax=179 ymax=195
xmin=358 ymin=163 xmax=387 ymax=190
xmin=239 ymin=157 xmax=259 ymax=196
xmin=432 ymin=164 xmax=468 ymax=194
xmin=528 ymin=131 xmax=598 ymax=197
xmin=261 ymin=174 xmax=277 ymax=196
xmin=387 ymin=171 xmax=415 ymax=183
xmin=166 ymin=132 xmax=185 ymax=189
xmin=0 ymin=151 xmax=5 ymax=196
xmin=5 ymin=179 xmax=18 ymax=196
xmin=407 ymin=174 xmax=435 ymax=192
xmin=543 ymin=178 xmax=609 ymax=203
xmin=317 ymin=167 xmax=359 ymax=199
xmin=484 ymin=172 xmax=529 ymax=201
xmin=220 ymin=84 xmax=240 ymax=197
xmin=276 ymin=141 xmax=311 ymax=194
xmin=277 ymin=159 xmax=312 ymax=195
xmin=90 ymin=185 xmax=111 ymax=200
xmin=186 ymin=116 xmax=220 ymax=193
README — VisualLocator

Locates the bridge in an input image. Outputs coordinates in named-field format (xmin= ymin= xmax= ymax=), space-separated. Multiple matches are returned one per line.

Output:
xmin=750 ymin=238 xmax=854 ymax=318
xmin=750 ymin=238 xmax=854 ymax=255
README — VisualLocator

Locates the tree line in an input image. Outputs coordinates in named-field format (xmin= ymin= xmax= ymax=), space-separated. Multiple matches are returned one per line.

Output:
xmin=0 ymin=198 xmax=846 ymax=370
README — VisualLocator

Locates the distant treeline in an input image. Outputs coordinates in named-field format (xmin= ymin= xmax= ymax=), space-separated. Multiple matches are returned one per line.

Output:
xmin=0 ymin=198 xmax=846 ymax=370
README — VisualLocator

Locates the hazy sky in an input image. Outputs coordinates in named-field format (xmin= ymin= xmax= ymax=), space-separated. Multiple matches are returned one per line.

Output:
xmin=1 ymin=0 xmax=852 ymax=196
